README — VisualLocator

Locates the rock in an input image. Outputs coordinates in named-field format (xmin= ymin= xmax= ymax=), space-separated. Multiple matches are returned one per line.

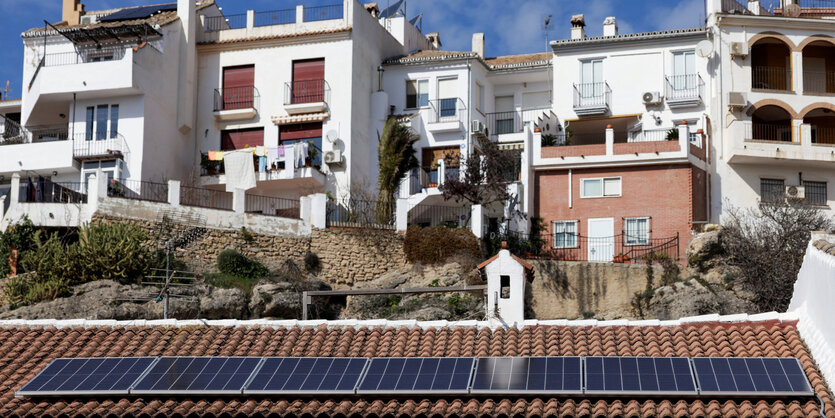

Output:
xmin=199 ymin=287 xmax=247 ymax=319
xmin=409 ymin=307 xmax=452 ymax=321
xmin=685 ymin=229 xmax=725 ymax=271
xmin=647 ymin=278 xmax=757 ymax=320
xmin=249 ymin=279 xmax=330 ymax=319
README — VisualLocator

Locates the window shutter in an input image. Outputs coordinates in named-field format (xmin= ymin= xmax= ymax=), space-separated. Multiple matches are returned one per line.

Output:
xmin=437 ymin=78 xmax=457 ymax=99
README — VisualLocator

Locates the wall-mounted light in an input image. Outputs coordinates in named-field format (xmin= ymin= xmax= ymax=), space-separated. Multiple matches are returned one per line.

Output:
xmin=59 ymin=113 xmax=66 ymax=119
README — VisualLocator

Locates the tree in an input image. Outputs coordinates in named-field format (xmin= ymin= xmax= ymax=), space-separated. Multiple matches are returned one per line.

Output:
xmin=376 ymin=117 xmax=419 ymax=224
xmin=439 ymin=136 xmax=517 ymax=213
xmin=721 ymin=199 xmax=833 ymax=312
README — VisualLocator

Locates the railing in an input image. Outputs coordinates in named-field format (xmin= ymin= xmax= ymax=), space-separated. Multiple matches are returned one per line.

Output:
xmin=28 ymin=56 xmax=44 ymax=90
xmin=43 ymin=47 xmax=126 ymax=67
xmin=665 ymin=74 xmax=704 ymax=102
xmin=284 ymin=79 xmax=330 ymax=105
xmin=407 ymin=204 xmax=471 ymax=228
xmin=245 ymin=193 xmax=300 ymax=219
xmin=803 ymin=70 xmax=835 ymax=94
xmin=629 ymin=129 xmax=674 ymax=143
xmin=254 ymin=8 xmax=296 ymax=26
xmin=29 ymin=127 xmax=69 ymax=142
xmin=812 ymin=126 xmax=835 ymax=144
xmin=573 ymin=82 xmax=611 ymax=110
xmin=213 ymin=86 xmax=260 ymax=111
xmin=304 ymin=4 xmax=343 ymax=22
xmin=744 ymin=122 xmax=795 ymax=142
xmin=721 ymin=0 xmax=753 ymax=13
xmin=408 ymin=168 xmax=422 ymax=195
xmin=428 ymin=98 xmax=466 ymax=123
xmin=203 ymin=13 xmax=246 ymax=32
xmin=180 ymin=185 xmax=233 ymax=211
xmin=18 ymin=179 xmax=87 ymax=204
xmin=488 ymin=231 xmax=680 ymax=263
xmin=326 ymin=199 xmax=395 ymax=229
xmin=107 ymin=179 xmax=168 ymax=203
xmin=752 ymin=66 xmax=791 ymax=91
xmin=487 ymin=111 xmax=519 ymax=136
xmin=72 ymin=133 xmax=128 ymax=158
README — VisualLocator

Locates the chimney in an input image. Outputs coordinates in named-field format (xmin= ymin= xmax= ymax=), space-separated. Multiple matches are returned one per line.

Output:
xmin=570 ymin=14 xmax=586 ymax=40
xmin=62 ymin=0 xmax=84 ymax=26
xmin=364 ymin=3 xmax=380 ymax=18
xmin=472 ymin=33 xmax=485 ymax=59
xmin=425 ymin=32 xmax=442 ymax=50
xmin=603 ymin=16 xmax=618 ymax=37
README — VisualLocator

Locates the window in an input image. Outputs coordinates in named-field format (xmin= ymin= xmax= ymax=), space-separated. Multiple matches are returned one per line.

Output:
xmin=280 ymin=122 xmax=323 ymax=167
xmin=406 ymin=79 xmax=428 ymax=108
xmin=625 ymin=217 xmax=650 ymax=245
xmin=438 ymin=77 xmax=458 ymax=117
xmin=581 ymin=177 xmax=621 ymax=198
xmin=494 ymin=96 xmax=515 ymax=134
xmin=553 ymin=221 xmax=578 ymax=249
xmin=475 ymin=82 xmax=484 ymax=112
xmin=500 ymin=275 xmax=510 ymax=299
xmin=109 ymin=105 xmax=119 ymax=138
xmin=85 ymin=104 xmax=119 ymax=141
xmin=672 ymin=50 xmax=696 ymax=90
xmin=760 ymin=178 xmax=785 ymax=203
xmin=803 ymin=181 xmax=828 ymax=206
xmin=580 ymin=59 xmax=603 ymax=98
xmin=81 ymin=159 xmax=121 ymax=191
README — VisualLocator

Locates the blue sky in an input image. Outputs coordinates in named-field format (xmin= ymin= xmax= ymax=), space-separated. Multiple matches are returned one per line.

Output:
xmin=0 ymin=0 xmax=709 ymax=100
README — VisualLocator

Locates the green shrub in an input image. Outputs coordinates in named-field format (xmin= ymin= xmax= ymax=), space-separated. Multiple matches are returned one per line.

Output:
xmin=204 ymin=272 xmax=259 ymax=293
xmin=4 ymin=273 xmax=69 ymax=307
xmin=217 ymin=249 xmax=269 ymax=279
xmin=403 ymin=225 xmax=480 ymax=265
xmin=75 ymin=221 xmax=150 ymax=285
xmin=304 ymin=252 xmax=320 ymax=272
xmin=0 ymin=217 xmax=39 ymax=277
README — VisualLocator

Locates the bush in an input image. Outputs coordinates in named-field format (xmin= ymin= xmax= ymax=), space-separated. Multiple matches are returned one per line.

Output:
xmin=217 ymin=249 xmax=270 ymax=279
xmin=204 ymin=272 xmax=259 ymax=293
xmin=75 ymin=221 xmax=150 ymax=285
xmin=304 ymin=252 xmax=320 ymax=272
xmin=404 ymin=225 xmax=480 ymax=265
xmin=0 ymin=217 xmax=39 ymax=277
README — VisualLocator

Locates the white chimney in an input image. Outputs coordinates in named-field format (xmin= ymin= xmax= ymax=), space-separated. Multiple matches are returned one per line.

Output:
xmin=570 ymin=14 xmax=586 ymax=40
xmin=425 ymin=32 xmax=442 ymax=50
xmin=478 ymin=242 xmax=533 ymax=327
xmin=603 ymin=16 xmax=618 ymax=37
xmin=472 ymin=33 xmax=485 ymax=59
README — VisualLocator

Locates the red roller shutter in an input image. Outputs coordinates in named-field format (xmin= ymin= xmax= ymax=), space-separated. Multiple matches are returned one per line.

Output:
xmin=221 ymin=128 xmax=263 ymax=150
xmin=291 ymin=59 xmax=324 ymax=103
xmin=222 ymin=65 xmax=254 ymax=110
xmin=280 ymin=123 xmax=322 ymax=142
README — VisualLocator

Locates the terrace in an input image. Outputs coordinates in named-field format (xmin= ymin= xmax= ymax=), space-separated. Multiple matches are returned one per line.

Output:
xmin=198 ymin=3 xmax=347 ymax=44
xmin=721 ymin=0 xmax=835 ymax=17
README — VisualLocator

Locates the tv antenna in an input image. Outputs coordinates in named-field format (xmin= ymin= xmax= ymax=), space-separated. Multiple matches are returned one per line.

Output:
xmin=3 ymin=81 xmax=9 ymax=100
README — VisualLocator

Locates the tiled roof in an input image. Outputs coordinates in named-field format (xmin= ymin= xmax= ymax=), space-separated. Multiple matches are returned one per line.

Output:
xmin=384 ymin=49 xmax=478 ymax=64
xmin=551 ymin=27 xmax=708 ymax=50
xmin=0 ymin=315 xmax=831 ymax=417
xmin=384 ymin=50 xmax=551 ymax=70
xmin=812 ymin=238 xmax=835 ymax=256
xmin=484 ymin=52 xmax=551 ymax=69
xmin=198 ymin=27 xmax=352 ymax=45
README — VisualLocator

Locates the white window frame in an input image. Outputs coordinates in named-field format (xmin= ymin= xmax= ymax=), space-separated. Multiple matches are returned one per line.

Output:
xmin=85 ymin=104 xmax=119 ymax=141
xmin=405 ymin=79 xmax=429 ymax=109
xmin=552 ymin=220 xmax=579 ymax=249
xmin=580 ymin=177 xmax=622 ymax=198
xmin=624 ymin=217 xmax=650 ymax=246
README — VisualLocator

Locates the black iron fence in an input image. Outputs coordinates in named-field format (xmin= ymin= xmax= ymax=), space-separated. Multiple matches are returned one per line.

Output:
xmin=752 ymin=66 xmax=791 ymax=91
xmin=326 ymin=199 xmax=395 ymax=229
xmin=18 ymin=179 xmax=87 ymax=204
xmin=180 ymin=185 xmax=233 ymax=211
xmin=407 ymin=204 xmax=470 ymax=228
xmin=254 ymin=8 xmax=295 ymax=26
xmin=486 ymin=231 xmax=680 ymax=263
xmin=284 ymin=79 xmax=330 ymax=105
xmin=803 ymin=70 xmax=835 ymax=94
xmin=213 ymin=86 xmax=260 ymax=111
xmin=245 ymin=193 xmax=300 ymax=219
xmin=304 ymin=4 xmax=343 ymax=21
xmin=812 ymin=126 xmax=835 ymax=144
xmin=722 ymin=0 xmax=752 ymax=13
xmin=43 ymin=47 xmax=126 ymax=67
xmin=204 ymin=13 xmax=246 ymax=32
xmin=107 ymin=180 xmax=168 ymax=203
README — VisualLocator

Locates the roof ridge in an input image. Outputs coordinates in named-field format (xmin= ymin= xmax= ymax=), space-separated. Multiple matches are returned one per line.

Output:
xmin=0 ymin=311 xmax=798 ymax=329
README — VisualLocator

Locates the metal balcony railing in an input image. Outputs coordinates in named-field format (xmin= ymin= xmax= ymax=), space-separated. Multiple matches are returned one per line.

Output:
xmin=428 ymin=98 xmax=465 ymax=123
xmin=213 ymin=86 xmax=260 ymax=111
xmin=43 ymin=47 xmax=126 ymax=67
xmin=72 ymin=133 xmax=129 ymax=158
xmin=18 ymin=180 xmax=87 ymax=204
xmin=744 ymin=122 xmax=795 ymax=142
xmin=254 ymin=8 xmax=296 ymax=26
xmin=803 ymin=70 xmax=835 ymax=94
xmin=812 ymin=126 xmax=835 ymax=144
xmin=629 ymin=129 xmax=674 ymax=143
xmin=573 ymin=82 xmax=611 ymax=110
xmin=665 ymin=74 xmax=704 ymax=102
xmin=752 ymin=66 xmax=792 ymax=91
xmin=485 ymin=106 xmax=551 ymax=137
xmin=203 ymin=13 xmax=246 ymax=32
xmin=107 ymin=179 xmax=168 ymax=203
xmin=245 ymin=193 xmax=300 ymax=219
xmin=303 ymin=4 xmax=343 ymax=22
xmin=284 ymin=79 xmax=330 ymax=105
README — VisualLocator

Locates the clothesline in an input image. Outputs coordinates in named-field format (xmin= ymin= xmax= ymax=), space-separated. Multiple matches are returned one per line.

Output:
xmin=208 ymin=142 xmax=314 ymax=181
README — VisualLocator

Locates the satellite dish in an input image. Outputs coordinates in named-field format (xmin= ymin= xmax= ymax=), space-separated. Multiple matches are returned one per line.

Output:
xmin=696 ymin=40 xmax=714 ymax=58
xmin=784 ymin=3 xmax=801 ymax=17
xmin=326 ymin=130 xmax=339 ymax=142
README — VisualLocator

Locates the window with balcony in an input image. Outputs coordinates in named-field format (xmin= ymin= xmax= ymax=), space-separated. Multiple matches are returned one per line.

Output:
xmin=667 ymin=50 xmax=703 ymax=105
xmin=85 ymin=104 xmax=118 ymax=141
xmin=406 ymin=79 xmax=428 ymax=109
xmin=290 ymin=58 xmax=325 ymax=104
xmin=802 ymin=41 xmax=835 ymax=94
xmin=581 ymin=177 xmax=621 ymax=198
xmin=421 ymin=146 xmax=458 ymax=187
xmin=760 ymin=178 xmax=785 ymax=203
xmin=437 ymin=77 xmax=458 ymax=118
xmin=553 ymin=220 xmax=578 ymax=249
xmin=280 ymin=122 xmax=323 ymax=168
xmin=625 ymin=217 xmax=650 ymax=245
xmin=804 ymin=107 xmax=835 ymax=145
xmin=751 ymin=38 xmax=792 ymax=91
xmin=493 ymin=96 xmax=515 ymax=135
xmin=220 ymin=64 xmax=255 ymax=110
xmin=749 ymin=105 xmax=793 ymax=142
xmin=577 ymin=59 xmax=605 ymax=102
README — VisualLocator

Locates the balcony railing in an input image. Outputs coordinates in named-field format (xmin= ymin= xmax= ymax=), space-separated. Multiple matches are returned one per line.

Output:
xmin=721 ymin=0 xmax=754 ymax=14
xmin=326 ymin=199 xmax=395 ymax=229
xmin=407 ymin=204 xmax=471 ymax=228
xmin=665 ymin=74 xmax=704 ymax=103
xmin=752 ymin=66 xmax=792 ymax=91
xmin=303 ymin=4 xmax=343 ymax=22
xmin=254 ymin=8 xmax=295 ymax=26
xmin=812 ymin=126 xmax=835 ymax=144
xmin=428 ymin=98 xmax=465 ymax=123
xmin=490 ymin=231 xmax=680 ymax=263
xmin=203 ymin=13 xmax=246 ymax=32
xmin=573 ymin=82 xmax=611 ymax=111
xmin=180 ymin=185 xmax=233 ymax=211
xmin=629 ymin=128 xmax=674 ymax=143
xmin=107 ymin=179 xmax=168 ymax=203
xmin=72 ymin=133 xmax=129 ymax=158
xmin=803 ymin=70 xmax=835 ymax=94
xmin=1 ymin=124 xmax=69 ymax=146
xmin=18 ymin=180 xmax=87 ymax=204
xmin=245 ymin=193 xmax=300 ymax=219
xmin=486 ymin=106 xmax=552 ymax=137
xmin=744 ymin=122 xmax=795 ymax=142
xmin=213 ymin=86 xmax=260 ymax=111
xmin=284 ymin=79 xmax=330 ymax=105
xmin=43 ymin=47 xmax=126 ymax=67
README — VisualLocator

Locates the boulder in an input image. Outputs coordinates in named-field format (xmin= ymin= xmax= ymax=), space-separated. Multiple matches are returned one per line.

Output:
xmin=647 ymin=278 xmax=757 ymax=320
xmin=249 ymin=279 xmax=330 ymax=319
xmin=686 ymin=229 xmax=725 ymax=271
xmin=199 ymin=287 xmax=248 ymax=319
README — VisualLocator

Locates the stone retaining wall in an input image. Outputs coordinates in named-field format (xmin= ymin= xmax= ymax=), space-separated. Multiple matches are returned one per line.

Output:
xmin=310 ymin=228 xmax=407 ymax=288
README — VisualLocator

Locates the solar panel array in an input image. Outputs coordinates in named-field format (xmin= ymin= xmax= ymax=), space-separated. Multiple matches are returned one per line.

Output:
xmin=16 ymin=356 xmax=815 ymax=398
xmin=99 ymin=4 xmax=178 ymax=22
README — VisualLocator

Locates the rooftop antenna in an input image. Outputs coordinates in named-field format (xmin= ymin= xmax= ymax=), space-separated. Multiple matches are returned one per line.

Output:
xmin=3 ymin=81 xmax=8 ymax=100
xmin=544 ymin=14 xmax=553 ymax=105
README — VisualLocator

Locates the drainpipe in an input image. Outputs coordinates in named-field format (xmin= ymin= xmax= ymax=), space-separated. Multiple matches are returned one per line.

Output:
xmin=568 ymin=169 xmax=573 ymax=209
xmin=71 ymin=93 xmax=76 ymax=141
xmin=467 ymin=59 xmax=472 ymax=158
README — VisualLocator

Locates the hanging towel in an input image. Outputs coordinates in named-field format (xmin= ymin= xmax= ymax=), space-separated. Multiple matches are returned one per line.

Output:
xmin=223 ymin=150 xmax=257 ymax=192
xmin=277 ymin=145 xmax=285 ymax=157
xmin=294 ymin=142 xmax=306 ymax=167
xmin=267 ymin=147 xmax=279 ymax=160
xmin=208 ymin=151 xmax=217 ymax=161
xmin=282 ymin=145 xmax=295 ymax=179
xmin=258 ymin=156 xmax=267 ymax=172
xmin=216 ymin=151 xmax=224 ymax=161
xmin=255 ymin=146 xmax=266 ymax=156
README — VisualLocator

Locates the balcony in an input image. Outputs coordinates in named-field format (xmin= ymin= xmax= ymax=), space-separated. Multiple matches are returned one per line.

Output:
xmin=426 ymin=98 xmax=465 ymax=132
xmin=72 ymin=133 xmax=129 ymax=160
xmin=726 ymin=120 xmax=835 ymax=167
xmin=283 ymin=79 xmax=330 ymax=114
xmin=752 ymin=66 xmax=791 ymax=91
xmin=573 ymin=82 xmax=611 ymax=116
xmin=803 ymin=70 xmax=835 ymax=94
xmin=31 ymin=47 xmax=135 ymax=97
xmin=199 ymin=148 xmax=326 ymax=192
xmin=486 ymin=107 xmax=552 ymax=140
xmin=200 ymin=4 xmax=346 ymax=44
xmin=665 ymin=74 xmax=704 ymax=108
xmin=213 ymin=86 xmax=260 ymax=121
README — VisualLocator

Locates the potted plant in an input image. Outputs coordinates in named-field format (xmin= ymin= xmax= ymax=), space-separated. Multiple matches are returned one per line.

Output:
xmin=666 ymin=128 xmax=679 ymax=141
xmin=200 ymin=152 xmax=219 ymax=175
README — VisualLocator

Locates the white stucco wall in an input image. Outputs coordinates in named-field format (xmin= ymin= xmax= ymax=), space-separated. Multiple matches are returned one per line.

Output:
xmin=484 ymin=249 xmax=527 ymax=326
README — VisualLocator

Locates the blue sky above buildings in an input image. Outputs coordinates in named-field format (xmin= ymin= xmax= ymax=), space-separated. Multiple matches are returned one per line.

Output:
xmin=0 ymin=0 xmax=712 ymax=100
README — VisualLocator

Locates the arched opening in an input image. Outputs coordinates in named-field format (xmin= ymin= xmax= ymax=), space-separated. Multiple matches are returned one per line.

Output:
xmin=751 ymin=37 xmax=792 ymax=91
xmin=802 ymin=40 xmax=835 ymax=94
xmin=803 ymin=107 xmax=835 ymax=144
xmin=750 ymin=105 xmax=793 ymax=142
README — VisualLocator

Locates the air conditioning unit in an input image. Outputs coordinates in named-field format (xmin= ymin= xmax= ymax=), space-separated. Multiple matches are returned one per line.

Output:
xmin=785 ymin=185 xmax=805 ymax=200
xmin=80 ymin=15 xmax=98 ymax=25
xmin=642 ymin=91 xmax=661 ymax=105
xmin=730 ymin=42 xmax=748 ymax=57
xmin=324 ymin=150 xmax=343 ymax=166
xmin=471 ymin=120 xmax=485 ymax=134
xmin=727 ymin=92 xmax=747 ymax=109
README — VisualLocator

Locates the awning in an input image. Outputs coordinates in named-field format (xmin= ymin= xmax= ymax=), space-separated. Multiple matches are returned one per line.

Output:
xmin=271 ymin=112 xmax=329 ymax=125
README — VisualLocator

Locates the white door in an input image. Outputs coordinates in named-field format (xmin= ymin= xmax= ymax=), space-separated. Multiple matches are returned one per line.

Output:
xmin=672 ymin=51 xmax=695 ymax=91
xmin=580 ymin=60 xmax=603 ymax=103
xmin=587 ymin=218 xmax=614 ymax=262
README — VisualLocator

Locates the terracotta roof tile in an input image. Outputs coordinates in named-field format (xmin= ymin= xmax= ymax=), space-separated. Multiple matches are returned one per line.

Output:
xmin=0 ymin=320 xmax=831 ymax=417
xmin=484 ymin=52 xmax=552 ymax=67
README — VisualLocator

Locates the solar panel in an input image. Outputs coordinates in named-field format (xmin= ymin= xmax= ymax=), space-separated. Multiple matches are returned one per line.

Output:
xmin=131 ymin=357 xmax=262 ymax=395
xmin=17 ymin=357 xmax=156 ymax=396
xmin=470 ymin=357 xmax=583 ymax=394
xmin=692 ymin=357 xmax=814 ymax=397
xmin=357 ymin=357 xmax=474 ymax=394
xmin=244 ymin=357 xmax=368 ymax=395
xmin=99 ymin=4 xmax=177 ymax=22
xmin=584 ymin=357 xmax=697 ymax=395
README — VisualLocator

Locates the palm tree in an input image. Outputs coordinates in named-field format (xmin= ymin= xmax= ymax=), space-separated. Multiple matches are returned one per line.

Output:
xmin=376 ymin=117 xmax=419 ymax=224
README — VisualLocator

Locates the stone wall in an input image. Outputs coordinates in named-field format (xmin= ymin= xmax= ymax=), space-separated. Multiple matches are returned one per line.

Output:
xmin=310 ymin=228 xmax=407 ymax=288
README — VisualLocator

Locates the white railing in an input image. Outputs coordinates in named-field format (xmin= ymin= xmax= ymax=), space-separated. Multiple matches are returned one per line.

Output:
xmin=629 ymin=129 xmax=672 ymax=143
xmin=72 ymin=133 xmax=130 ymax=158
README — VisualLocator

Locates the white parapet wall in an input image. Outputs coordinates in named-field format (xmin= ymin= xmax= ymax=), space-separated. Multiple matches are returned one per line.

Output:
xmin=788 ymin=232 xmax=835 ymax=391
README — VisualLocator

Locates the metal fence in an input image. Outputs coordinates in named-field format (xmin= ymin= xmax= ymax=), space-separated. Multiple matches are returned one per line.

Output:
xmin=573 ymin=82 xmax=611 ymax=110
xmin=180 ymin=185 xmax=233 ymax=211
xmin=72 ymin=133 xmax=128 ymax=158
xmin=245 ymin=193 xmax=300 ymax=219
xmin=43 ymin=47 xmax=126 ymax=67
xmin=18 ymin=179 xmax=87 ymax=204
xmin=407 ymin=204 xmax=470 ymax=228
xmin=326 ymin=199 xmax=395 ymax=229
xmin=665 ymin=74 xmax=704 ymax=102
xmin=107 ymin=180 xmax=168 ymax=203
xmin=304 ymin=4 xmax=343 ymax=21
xmin=812 ymin=126 xmax=835 ymax=144
xmin=752 ymin=66 xmax=791 ymax=90
xmin=630 ymin=129 xmax=674 ymax=143
xmin=428 ymin=98 xmax=465 ymax=123
xmin=745 ymin=122 xmax=794 ymax=142
xmin=204 ymin=13 xmax=247 ymax=32
xmin=803 ymin=70 xmax=835 ymax=94
xmin=213 ymin=86 xmax=260 ymax=111
xmin=487 ymin=231 xmax=680 ymax=263
xmin=254 ymin=8 xmax=295 ymax=26
xmin=284 ymin=79 xmax=330 ymax=105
